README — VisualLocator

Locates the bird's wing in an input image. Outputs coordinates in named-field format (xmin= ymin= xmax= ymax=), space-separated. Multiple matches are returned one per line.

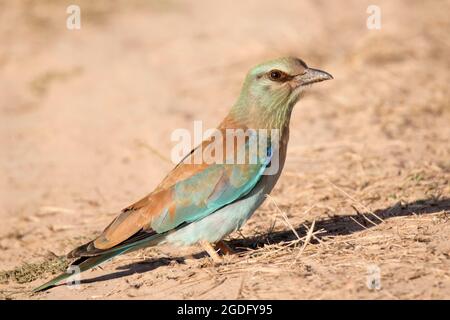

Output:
xmin=70 ymin=128 xmax=272 ymax=257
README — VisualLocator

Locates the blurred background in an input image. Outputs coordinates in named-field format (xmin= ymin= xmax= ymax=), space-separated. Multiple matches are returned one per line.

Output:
xmin=0 ymin=0 xmax=449 ymax=299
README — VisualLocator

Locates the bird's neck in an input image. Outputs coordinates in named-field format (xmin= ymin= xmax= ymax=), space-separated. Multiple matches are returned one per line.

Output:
xmin=226 ymin=97 xmax=295 ymax=132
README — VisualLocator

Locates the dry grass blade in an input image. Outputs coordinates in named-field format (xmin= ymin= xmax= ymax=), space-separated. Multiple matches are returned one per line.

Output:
xmin=37 ymin=206 xmax=75 ymax=216
xmin=296 ymin=220 xmax=316 ymax=258
xmin=134 ymin=139 xmax=172 ymax=164
xmin=349 ymin=216 xmax=368 ymax=229
xmin=266 ymin=194 xmax=300 ymax=241
xmin=197 ymin=277 xmax=227 ymax=297
xmin=325 ymin=179 xmax=384 ymax=223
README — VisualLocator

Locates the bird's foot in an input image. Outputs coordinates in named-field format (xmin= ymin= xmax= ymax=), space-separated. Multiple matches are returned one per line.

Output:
xmin=215 ymin=240 xmax=235 ymax=255
xmin=199 ymin=240 xmax=222 ymax=264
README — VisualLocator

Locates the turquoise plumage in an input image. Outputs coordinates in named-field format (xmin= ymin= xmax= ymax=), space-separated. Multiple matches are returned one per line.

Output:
xmin=33 ymin=57 xmax=332 ymax=292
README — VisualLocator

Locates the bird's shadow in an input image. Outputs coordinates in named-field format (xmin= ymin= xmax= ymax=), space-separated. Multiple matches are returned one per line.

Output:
xmin=80 ymin=197 xmax=449 ymax=285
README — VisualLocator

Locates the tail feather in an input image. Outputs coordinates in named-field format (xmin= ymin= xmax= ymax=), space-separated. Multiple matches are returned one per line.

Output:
xmin=33 ymin=232 xmax=164 ymax=292
xmin=32 ymin=248 xmax=129 ymax=292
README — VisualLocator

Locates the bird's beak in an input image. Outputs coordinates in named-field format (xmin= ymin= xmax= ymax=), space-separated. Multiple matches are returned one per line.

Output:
xmin=297 ymin=68 xmax=333 ymax=86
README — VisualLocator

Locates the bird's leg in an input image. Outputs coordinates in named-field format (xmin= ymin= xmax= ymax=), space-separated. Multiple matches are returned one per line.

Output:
xmin=215 ymin=240 xmax=235 ymax=255
xmin=199 ymin=240 xmax=222 ymax=264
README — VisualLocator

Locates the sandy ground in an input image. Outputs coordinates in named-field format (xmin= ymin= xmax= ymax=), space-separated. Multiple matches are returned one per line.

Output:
xmin=0 ymin=0 xmax=449 ymax=299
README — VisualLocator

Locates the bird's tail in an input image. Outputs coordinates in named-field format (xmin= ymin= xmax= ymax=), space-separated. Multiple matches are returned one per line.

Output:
xmin=32 ymin=247 xmax=129 ymax=292
xmin=33 ymin=228 xmax=167 ymax=292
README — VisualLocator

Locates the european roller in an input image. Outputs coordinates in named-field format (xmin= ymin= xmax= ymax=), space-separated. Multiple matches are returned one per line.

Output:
xmin=34 ymin=57 xmax=332 ymax=291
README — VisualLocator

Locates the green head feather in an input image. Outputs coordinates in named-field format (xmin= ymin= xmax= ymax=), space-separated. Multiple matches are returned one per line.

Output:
xmin=230 ymin=57 xmax=332 ymax=129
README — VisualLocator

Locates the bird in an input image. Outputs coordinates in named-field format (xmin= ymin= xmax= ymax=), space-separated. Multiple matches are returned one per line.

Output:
xmin=33 ymin=57 xmax=332 ymax=292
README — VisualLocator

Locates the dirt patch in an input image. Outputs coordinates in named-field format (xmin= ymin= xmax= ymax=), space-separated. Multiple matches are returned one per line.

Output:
xmin=0 ymin=256 xmax=68 ymax=285
xmin=0 ymin=0 xmax=449 ymax=299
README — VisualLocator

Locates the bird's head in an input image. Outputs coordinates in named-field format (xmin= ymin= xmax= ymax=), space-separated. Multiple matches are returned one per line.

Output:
xmin=233 ymin=57 xmax=333 ymax=128
xmin=247 ymin=57 xmax=332 ymax=106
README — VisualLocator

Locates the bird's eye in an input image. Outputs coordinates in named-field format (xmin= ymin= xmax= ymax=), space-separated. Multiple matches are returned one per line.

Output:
xmin=268 ymin=69 xmax=286 ymax=81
